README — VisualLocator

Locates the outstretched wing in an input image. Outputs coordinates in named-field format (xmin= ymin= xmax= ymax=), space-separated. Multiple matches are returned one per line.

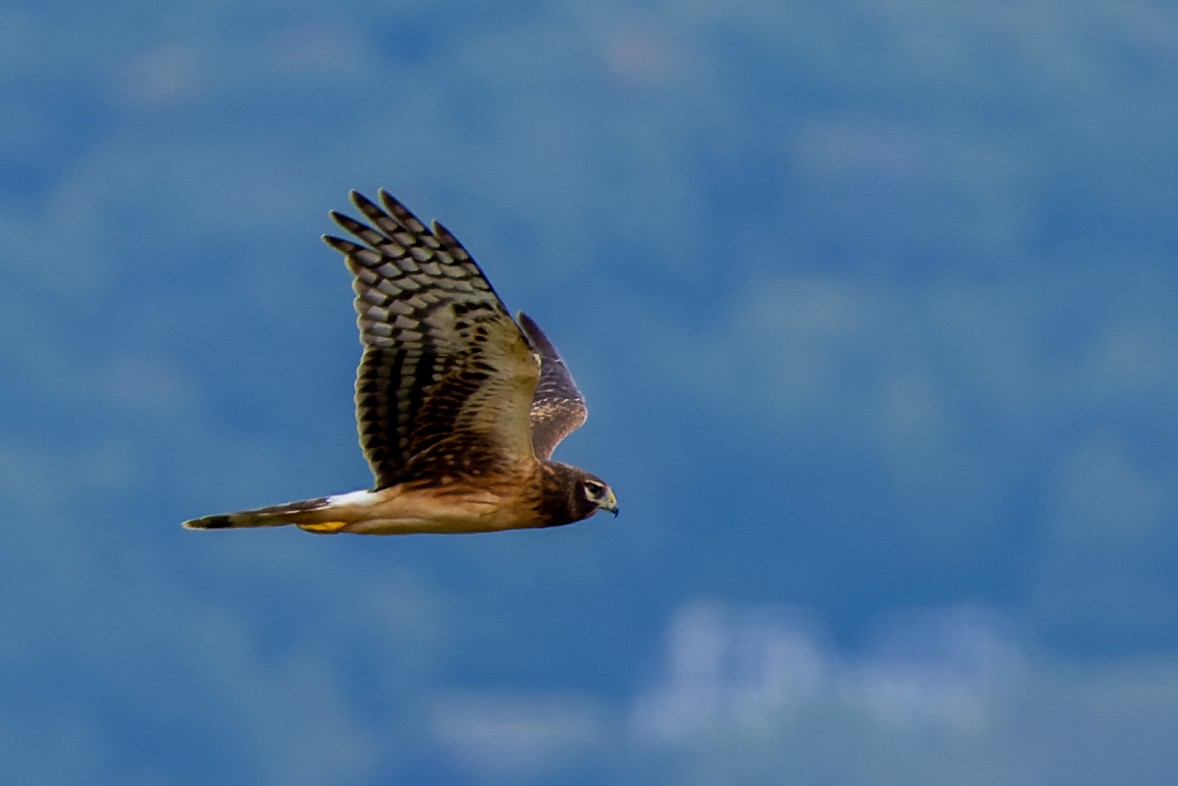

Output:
xmin=518 ymin=312 xmax=588 ymax=460
xmin=323 ymin=190 xmax=540 ymax=488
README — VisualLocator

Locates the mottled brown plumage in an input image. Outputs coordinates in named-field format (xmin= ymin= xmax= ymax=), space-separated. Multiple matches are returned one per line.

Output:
xmin=183 ymin=189 xmax=617 ymax=535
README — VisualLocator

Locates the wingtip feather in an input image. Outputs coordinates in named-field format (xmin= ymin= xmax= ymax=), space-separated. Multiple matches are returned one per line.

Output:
xmin=517 ymin=312 xmax=560 ymax=357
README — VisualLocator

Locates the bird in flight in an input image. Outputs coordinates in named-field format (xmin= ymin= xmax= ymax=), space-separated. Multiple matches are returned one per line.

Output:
xmin=183 ymin=189 xmax=617 ymax=535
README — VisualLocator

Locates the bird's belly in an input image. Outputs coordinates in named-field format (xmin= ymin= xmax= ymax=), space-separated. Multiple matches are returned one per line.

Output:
xmin=336 ymin=489 xmax=537 ymax=535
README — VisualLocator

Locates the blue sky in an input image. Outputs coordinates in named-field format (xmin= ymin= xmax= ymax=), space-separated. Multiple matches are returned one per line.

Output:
xmin=3 ymin=1 xmax=1178 ymax=783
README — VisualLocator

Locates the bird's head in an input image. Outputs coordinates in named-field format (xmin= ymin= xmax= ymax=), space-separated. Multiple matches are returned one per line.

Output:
xmin=542 ymin=463 xmax=619 ymax=525
xmin=579 ymin=474 xmax=619 ymax=518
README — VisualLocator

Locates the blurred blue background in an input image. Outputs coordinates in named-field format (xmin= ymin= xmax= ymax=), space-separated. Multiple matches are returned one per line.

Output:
xmin=3 ymin=1 xmax=1178 ymax=783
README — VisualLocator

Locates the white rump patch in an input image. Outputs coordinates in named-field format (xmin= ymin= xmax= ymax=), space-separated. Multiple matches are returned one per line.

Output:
xmin=327 ymin=489 xmax=380 ymax=506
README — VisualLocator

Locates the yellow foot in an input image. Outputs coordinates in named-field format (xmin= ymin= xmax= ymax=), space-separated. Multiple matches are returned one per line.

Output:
xmin=297 ymin=521 xmax=349 ymax=534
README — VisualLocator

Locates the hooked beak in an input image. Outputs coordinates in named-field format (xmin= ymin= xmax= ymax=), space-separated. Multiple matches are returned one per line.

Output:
xmin=598 ymin=488 xmax=619 ymax=517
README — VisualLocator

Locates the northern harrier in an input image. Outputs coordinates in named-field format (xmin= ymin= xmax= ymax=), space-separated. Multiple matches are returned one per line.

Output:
xmin=183 ymin=190 xmax=617 ymax=535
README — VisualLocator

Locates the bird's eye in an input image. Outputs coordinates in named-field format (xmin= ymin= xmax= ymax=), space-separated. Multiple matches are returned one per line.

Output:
xmin=583 ymin=480 xmax=604 ymax=498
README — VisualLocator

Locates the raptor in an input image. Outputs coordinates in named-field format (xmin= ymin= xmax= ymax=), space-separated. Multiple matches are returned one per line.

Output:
xmin=183 ymin=190 xmax=617 ymax=535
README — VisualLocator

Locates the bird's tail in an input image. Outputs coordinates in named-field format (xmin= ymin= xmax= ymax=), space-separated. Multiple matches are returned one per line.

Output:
xmin=183 ymin=497 xmax=336 ymax=531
